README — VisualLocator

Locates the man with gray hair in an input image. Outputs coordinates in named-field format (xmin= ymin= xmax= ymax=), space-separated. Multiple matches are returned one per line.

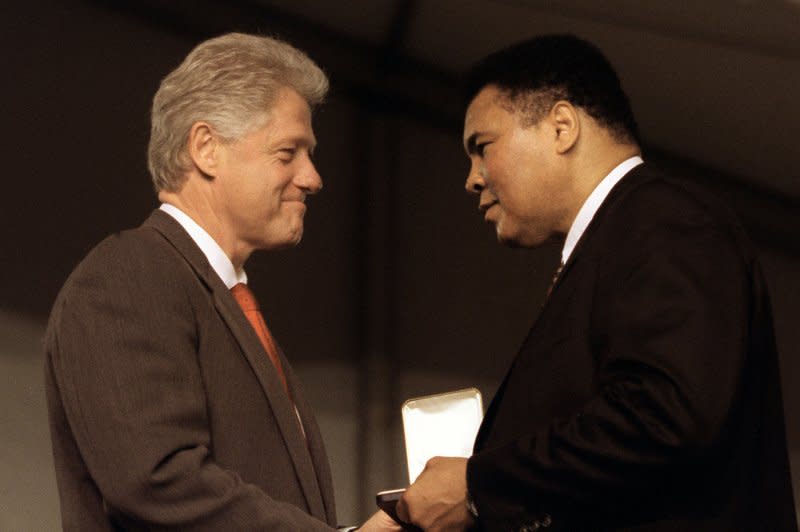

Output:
xmin=45 ymin=32 xmax=398 ymax=531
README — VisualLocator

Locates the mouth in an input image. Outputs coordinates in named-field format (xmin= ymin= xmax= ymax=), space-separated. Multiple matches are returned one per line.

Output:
xmin=282 ymin=196 xmax=307 ymax=207
xmin=282 ymin=199 xmax=307 ymax=215
xmin=283 ymin=194 xmax=306 ymax=203
xmin=479 ymin=200 xmax=498 ymax=215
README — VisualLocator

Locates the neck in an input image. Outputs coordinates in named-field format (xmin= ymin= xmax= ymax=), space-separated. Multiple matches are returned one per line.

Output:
xmin=158 ymin=174 xmax=252 ymax=270
xmin=561 ymin=140 xmax=640 ymax=234
xmin=579 ymin=143 xmax=640 ymax=192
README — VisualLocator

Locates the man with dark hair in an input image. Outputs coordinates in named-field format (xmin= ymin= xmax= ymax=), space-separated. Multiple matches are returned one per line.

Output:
xmin=396 ymin=34 xmax=797 ymax=531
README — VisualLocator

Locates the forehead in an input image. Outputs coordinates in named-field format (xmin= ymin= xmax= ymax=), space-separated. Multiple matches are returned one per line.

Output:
xmin=262 ymin=87 xmax=316 ymax=143
xmin=463 ymin=86 xmax=516 ymax=146
xmin=269 ymin=87 xmax=312 ymax=125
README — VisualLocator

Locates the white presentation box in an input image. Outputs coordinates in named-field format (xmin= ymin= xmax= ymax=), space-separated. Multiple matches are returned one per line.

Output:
xmin=401 ymin=387 xmax=484 ymax=483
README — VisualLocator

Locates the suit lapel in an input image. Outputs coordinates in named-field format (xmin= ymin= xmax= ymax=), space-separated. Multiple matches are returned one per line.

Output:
xmin=212 ymin=291 xmax=328 ymax=520
xmin=474 ymin=356 xmax=516 ymax=451
xmin=283 ymin=358 xmax=337 ymax=524
xmin=144 ymin=210 xmax=327 ymax=520
xmin=537 ymin=164 xmax=650 ymax=315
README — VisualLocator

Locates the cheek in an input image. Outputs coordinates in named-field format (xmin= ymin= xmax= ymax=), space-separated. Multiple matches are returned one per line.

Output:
xmin=487 ymin=165 xmax=520 ymax=201
xmin=268 ymin=168 xmax=296 ymax=195
xmin=485 ymin=149 xmax=518 ymax=185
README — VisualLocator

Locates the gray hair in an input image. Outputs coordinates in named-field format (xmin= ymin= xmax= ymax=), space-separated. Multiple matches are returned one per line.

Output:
xmin=148 ymin=32 xmax=329 ymax=192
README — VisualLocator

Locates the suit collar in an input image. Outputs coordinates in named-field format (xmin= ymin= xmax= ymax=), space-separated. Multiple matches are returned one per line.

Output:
xmin=158 ymin=203 xmax=247 ymax=288
xmin=142 ymin=209 xmax=331 ymax=520
xmin=144 ymin=209 xmax=218 ymax=290
xmin=550 ymin=163 xmax=653 ymax=299
xmin=562 ymin=156 xmax=643 ymax=264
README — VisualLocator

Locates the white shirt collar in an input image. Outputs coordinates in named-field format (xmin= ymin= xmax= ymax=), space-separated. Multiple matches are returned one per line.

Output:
xmin=159 ymin=203 xmax=247 ymax=289
xmin=562 ymin=156 xmax=644 ymax=264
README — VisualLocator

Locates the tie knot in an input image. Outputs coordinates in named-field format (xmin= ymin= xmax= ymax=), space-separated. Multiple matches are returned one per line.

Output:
xmin=231 ymin=283 xmax=259 ymax=312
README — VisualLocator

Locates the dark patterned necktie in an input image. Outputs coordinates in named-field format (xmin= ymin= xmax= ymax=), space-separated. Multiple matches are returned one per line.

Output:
xmin=545 ymin=262 xmax=565 ymax=300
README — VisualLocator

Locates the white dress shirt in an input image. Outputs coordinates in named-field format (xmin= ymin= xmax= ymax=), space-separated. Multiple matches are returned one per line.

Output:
xmin=159 ymin=203 xmax=247 ymax=289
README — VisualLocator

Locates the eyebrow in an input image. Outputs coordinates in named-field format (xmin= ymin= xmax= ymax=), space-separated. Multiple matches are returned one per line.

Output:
xmin=280 ymin=134 xmax=317 ymax=152
xmin=306 ymin=137 xmax=317 ymax=153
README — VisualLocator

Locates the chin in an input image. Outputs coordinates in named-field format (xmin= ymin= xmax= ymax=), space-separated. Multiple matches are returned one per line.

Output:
xmin=496 ymin=227 xmax=544 ymax=249
xmin=284 ymin=226 xmax=305 ymax=247
xmin=494 ymin=223 xmax=521 ymax=248
xmin=498 ymin=236 xmax=524 ymax=248
xmin=260 ymin=226 xmax=304 ymax=250
xmin=279 ymin=231 xmax=305 ymax=249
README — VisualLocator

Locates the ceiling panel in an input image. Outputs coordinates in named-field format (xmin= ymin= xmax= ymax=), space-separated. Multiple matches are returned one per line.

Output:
xmin=255 ymin=0 xmax=399 ymax=45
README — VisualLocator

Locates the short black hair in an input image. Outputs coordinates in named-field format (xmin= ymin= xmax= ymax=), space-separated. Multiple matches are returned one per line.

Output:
xmin=465 ymin=34 xmax=640 ymax=145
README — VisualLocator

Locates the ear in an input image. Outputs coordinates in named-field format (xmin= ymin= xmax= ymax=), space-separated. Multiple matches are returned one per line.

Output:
xmin=549 ymin=101 xmax=580 ymax=154
xmin=187 ymin=121 xmax=221 ymax=177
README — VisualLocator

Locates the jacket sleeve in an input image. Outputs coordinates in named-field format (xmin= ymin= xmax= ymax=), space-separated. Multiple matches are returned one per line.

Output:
xmin=46 ymin=234 xmax=336 ymax=531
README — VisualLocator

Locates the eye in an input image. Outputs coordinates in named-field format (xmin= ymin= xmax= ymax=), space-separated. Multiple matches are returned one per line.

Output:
xmin=476 ymin=142 xmax=490 ymax=156
xmin=278 ymin=147 xmax=297 ymax=161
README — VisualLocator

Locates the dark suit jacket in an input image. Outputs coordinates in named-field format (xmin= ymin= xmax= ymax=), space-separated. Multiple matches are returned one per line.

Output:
xmin=45 ymin=210 xmax=338 ymax=530
xmin=467 ymin=164 xmax=797 ymax=531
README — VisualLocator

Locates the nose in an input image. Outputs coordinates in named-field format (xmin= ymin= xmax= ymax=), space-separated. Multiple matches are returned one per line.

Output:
xmin=297 ymin=158 xmax=323 ymax=195
xmin=465 ymin=159 xmax=485 ymax=195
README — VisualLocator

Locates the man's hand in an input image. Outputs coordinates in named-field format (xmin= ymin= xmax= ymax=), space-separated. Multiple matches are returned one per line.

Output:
xmin=359 ymin=509 xmax=403 ymax=531
xmin=396 ymin=456 xmax=475 ymax=531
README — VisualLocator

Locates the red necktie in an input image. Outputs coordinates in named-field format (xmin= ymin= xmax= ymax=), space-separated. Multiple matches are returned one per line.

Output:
xmin=230 ymin=283 xmax=289 ymax=396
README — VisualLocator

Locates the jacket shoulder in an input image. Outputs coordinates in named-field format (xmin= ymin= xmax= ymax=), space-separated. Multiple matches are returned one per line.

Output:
xmin=46 ymin=222 xmax=196 ymax=334
xmin=611 ymin=168 xmax=738 ymax=227
xmin=601 ymin=167 xmax=752 ymax=252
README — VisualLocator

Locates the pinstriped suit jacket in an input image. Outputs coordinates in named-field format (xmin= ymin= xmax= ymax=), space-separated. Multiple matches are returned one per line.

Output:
xmin=45 ymin=210 xmax=338 ymax=530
